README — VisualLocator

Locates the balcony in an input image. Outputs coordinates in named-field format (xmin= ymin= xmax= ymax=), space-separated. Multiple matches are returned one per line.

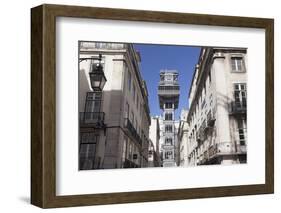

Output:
xmin=236 ymin=144 xmax=247 ymax=153
xmin=207 ymin=110 xmax=216 ymax=126
xmin=161 ymin=143 xmax=174 ymax=150
xmin=208 ymin=141 xmax=247 ymax=159
xmin=197 ymin=124 xmax=206 ymax=143
xmin=80 ymin=112 xmax=105 ymax=128
xmin=159 ymin=80 xmax=179 ymax=85
xmin=124 ymin=118 xmax=142 ymax=146
xmin=123 ymin=159 xmax=140 ymax=168
xmin=199 ymin=151 xmax=208 ymax=164
xmin=229 ymin=101 xmax=247 ymax=115
xmin=157 ymin=85 xmax=180 ymax=96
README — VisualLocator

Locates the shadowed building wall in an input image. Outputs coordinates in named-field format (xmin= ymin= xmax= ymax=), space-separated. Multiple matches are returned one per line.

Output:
xmin=79 ymin=42 xmax=151 ymax=170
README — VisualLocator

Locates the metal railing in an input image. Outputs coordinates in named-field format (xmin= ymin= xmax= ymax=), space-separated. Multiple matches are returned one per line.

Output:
xmin=208 ymin=141 xmax=247 ymax=159
xmin=159 ymin=80 xmax=179 ymax=85
xmin=158 ymin=85 xmax=180 ymax=95
xmin=80 ymin=112 xmax=105 ymax=127
xmin=207 ymin=110 xmax=216 ymax=126
xmin=80 ymin=42 xmax=126 ymax=50
xmin=230 ymin=101 xmax=247 ymax=114
xmin=124 ymin=118 xmax=142 ymax=145
xmin=123 ymin=159 xmax=140 ymax=168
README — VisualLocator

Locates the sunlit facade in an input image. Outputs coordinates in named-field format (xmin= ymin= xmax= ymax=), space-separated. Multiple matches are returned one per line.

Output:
xmin=184 ymin=47 xmax=247 ymax=166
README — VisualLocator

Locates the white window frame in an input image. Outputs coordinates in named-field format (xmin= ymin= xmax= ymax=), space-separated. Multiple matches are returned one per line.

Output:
xmin=231 ymin=56 xmax=245 ymax=72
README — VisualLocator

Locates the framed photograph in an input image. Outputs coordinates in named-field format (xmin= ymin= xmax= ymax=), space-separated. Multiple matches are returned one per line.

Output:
xmin=31 ymin=4 xmax=274 ymax=208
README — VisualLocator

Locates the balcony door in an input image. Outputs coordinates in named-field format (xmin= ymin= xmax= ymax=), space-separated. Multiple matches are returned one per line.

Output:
xmin=234 ymin=83 xmax=247 ymax=109
xmin=237 ymin=118 xmax=247 ymax=146
xmin=84 ymin=92 xmax=102 ymax=123
xmin=79 ymin=132 xmax=98 ymax=170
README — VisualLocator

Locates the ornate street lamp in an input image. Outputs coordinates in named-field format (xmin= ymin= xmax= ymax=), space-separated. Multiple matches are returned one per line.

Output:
xmin=79 ymin=54 xmax=107 ymax=91
xmin=89 ymin=54 xmax=107 ymax=91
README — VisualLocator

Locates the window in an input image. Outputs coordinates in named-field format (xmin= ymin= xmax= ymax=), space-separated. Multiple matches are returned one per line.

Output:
xmin=165 ymin=125 xmax=173 ymax=133
xmin=165 ymin=112 xmax=173 ymax=121
xmin=80 ymin=144 xmax=96 ymax=158
xmin=84 ymin=92 xmax=102 ymax=122
xmin=158 ymin=86 xmax=180 ymax=91
xmin=125 ymin=102 xmax=129 ymax=118
xmin=131 ymin=111 xmax=134 ymax=125
xmin=129 ymin=143 xmax=133 ymax=160
xmin=231 ymin=57 xmax=244 ymax=72
xmin=165 ymin=151 xmax=173 ymax=160
xmin=165 ymin=137 xmax=173 ymax=145
xmin=127 ymin=70 xmax=131 ymax=91
xmin=234 ymin=83 xmax=247 ymax=108
xmin=209 ymin=94 xmax=213 ymax=107
xmin=79 ymin=132 xmax=98 ymax=170
xmin=201 ymin=98 xmax=206 ymax=109
xmin=165 ymin=102 xmax=173 ymax=109
xmin=237 ymin=119 xmax=247 ymax=145
xmin=133 ymin=83 xmax=136 ymax=100
xmin=80 ymin=132 xmax=98 ymax=144
xmin=122 ymin=138 xmax=127 ymax=162
xmin=85 ymin=92 xmax=101 ymax=112
xmin=202 ymin=86 xmax=206 ymax=98
xmin=165 ymin=75 xmax=173 ymax=81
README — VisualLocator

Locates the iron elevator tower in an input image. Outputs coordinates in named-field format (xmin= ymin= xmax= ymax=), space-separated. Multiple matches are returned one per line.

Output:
xmin=158 ymin=70 xmax=180 ymax=167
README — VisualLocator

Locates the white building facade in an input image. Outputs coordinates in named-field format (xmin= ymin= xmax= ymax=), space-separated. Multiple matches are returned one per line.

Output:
xmin=79 ymin=42 xmax=151 ymax=170
xmin=185 ymin=47 xmax=247 ymax=166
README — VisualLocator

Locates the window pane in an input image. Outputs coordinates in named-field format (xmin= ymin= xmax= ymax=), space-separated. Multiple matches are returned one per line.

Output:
xmin=80 ymin=132 xmax=98 ymax=144
xmin=237 ymin=60 xmax=242 ymax=70
xmin=231 ymin=57 xmax=243 ymax=71
xmin=87 ymin=92 xmax=102 ymax=100
xmin=165 ymin=113 xmax=173 ymax=120
xmin=85 ymin=101 xmax=93 ymax=112
xmin=94 ymin=101 xmax=100 ymax=112
xmin=122 ymin=139 xmax=127 ymax=161
xmin=85 ymin=92 xmax=102 ymax=112
xmin=234 ymin=83 xmax=247 ymax=106
xmin=231 ymin=59 xmax=236 ymax=70
xmin=128 ymin=70 xmax=131 ymax=91
xmin=80 ymin=144 xmax=96 ymax=158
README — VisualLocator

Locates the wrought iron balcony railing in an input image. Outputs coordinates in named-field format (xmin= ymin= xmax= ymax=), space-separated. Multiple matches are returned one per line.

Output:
xmin=123 ymin=159 xmax=140 ymax=168
xmin=124 ymin=118 xmax=142 ymax=146
xmin=229 ymin=101 xmax=247 ymax=114
xmin=79 ymin=112 xmax=105 ymax=127
xmin=208 ymin=141 xmax=247 ymax=159
xmin=207 ymin=110 xmax=216 ymax=126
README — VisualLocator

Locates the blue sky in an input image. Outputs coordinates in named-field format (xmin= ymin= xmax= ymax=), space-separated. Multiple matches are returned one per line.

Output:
xmin=133 ymin=44 xmax=201 ymax=119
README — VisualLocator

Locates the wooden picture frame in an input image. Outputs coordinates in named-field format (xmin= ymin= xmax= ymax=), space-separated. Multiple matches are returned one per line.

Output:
xmin=31 ymin=4 xmax=274 ymax=208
